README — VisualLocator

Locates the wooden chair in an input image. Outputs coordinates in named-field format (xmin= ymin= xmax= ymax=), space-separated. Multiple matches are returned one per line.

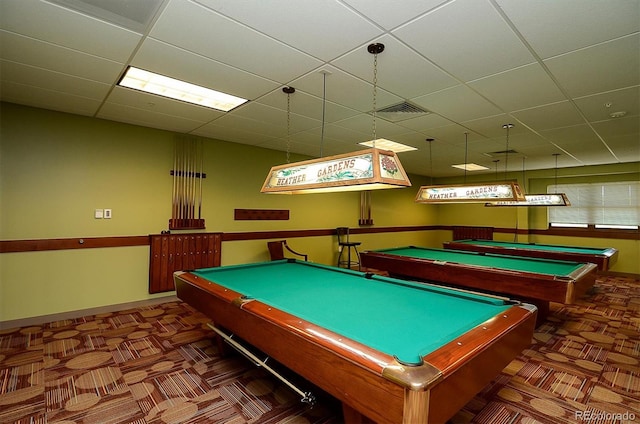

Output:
xmin=336 ymin=227 xmax=361 ymax=270
xmin=267 ymin=240 xmax=308 ymax=261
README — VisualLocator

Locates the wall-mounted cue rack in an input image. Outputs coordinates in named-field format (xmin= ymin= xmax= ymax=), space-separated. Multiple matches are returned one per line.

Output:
xmin=170 ymin=136 xmax=206 ymax=230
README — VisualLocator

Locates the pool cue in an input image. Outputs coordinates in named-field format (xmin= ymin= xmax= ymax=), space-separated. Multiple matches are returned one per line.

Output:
xmin=176 ymin=140 xmax=182 ymax=222
xmin=180 ymin=139 xmax=186 ymax=222
xmin=184 ymin=140 xmax=191 ymax=220
xmin=198 ymin=140 xmax=203 ymax=220
xmin=191 ymin=140 xmax=197 ymax=220
xmin=172 ymin=139 xmax=178 ymax=222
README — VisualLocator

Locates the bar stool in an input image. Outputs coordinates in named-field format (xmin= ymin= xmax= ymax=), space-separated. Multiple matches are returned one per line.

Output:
xmin=336 ymin=227 xmax=361 ymax=270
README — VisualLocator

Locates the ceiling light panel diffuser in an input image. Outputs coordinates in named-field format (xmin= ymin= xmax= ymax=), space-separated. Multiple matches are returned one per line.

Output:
xmin=118 ymin=67 xmax=248 ymax=112
xmin=359 ymin=139 xmax=417 ymax=153
xmin=451 ymin=163 xmax=490 ymax=171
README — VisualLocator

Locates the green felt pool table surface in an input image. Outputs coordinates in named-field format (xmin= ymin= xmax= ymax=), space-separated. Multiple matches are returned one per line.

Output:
xmin=192 ymin=260 xmax=514 ymax=365
xmin=451 ymin=240 xmax=612 ymax=254
xmin=176 ymin=259 xmax=537 ymax=424
xmin=443 ymin=239 xmax=618 ymax=271
xmin=369 ymin=246 xmax=587 ymax=276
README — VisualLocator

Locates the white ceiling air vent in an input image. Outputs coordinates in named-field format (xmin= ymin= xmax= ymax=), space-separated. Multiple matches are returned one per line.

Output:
xmin=47 ymin=0 xmax=165 ymax=33
xmin=373 ymin=101 xmax=431 ymax=122
xmin=483 ymin=149 xmax=521 ymax=158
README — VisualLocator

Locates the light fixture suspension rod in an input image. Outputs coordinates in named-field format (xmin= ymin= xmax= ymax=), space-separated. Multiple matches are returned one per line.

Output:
xmin=283 ymin=86 xmax=295 ymax=163
xmin=464 ymin=132 xmax=469 ymax=184
xmin=427 ymin=138 xmax=434 ymax=185
xmin=503 ymin=124 xmax=514 ymax=180
xmin=368 ymin=43 xmax=384 ymax=148
xmin=522 ymin=157 xmax=526 ymax=192
xmin=320 ymin=72 xmax=326 ymax=158
xmin=553 ymin=153 xmax=560 ymax=191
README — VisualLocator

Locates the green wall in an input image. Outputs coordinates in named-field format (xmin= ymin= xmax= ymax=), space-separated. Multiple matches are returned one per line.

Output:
xmin=1 ymin=103 xmax=637 ymax=323
xmin=0 ymin=103 xmax=434 ymax=322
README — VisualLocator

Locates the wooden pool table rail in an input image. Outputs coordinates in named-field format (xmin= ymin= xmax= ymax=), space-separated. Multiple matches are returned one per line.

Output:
xmin=175 ymin=268 xmax=536 ymax=424
xmin=443 ymin=240 xmax=618 ymax=272
xmin=360 ymin=249 xmax=597 ymax=305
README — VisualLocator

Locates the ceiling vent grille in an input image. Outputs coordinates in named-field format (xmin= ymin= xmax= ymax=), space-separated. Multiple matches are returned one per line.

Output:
xmin=48 ymin=0 xmax=165 ymax=33
xmin=373 ymin=101 xmax=430 ymax=122
xmin=484 ymin=149 xmax=520 ymax=157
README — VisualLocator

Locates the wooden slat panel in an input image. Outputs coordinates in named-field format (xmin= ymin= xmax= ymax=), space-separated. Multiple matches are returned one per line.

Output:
xmin=166 ymin=235 xmax=176 ymax=292
xmin=195 ymin=234 xmax=204 ymax=269
xmin=452 ymin=226 xmax=494 ymax=240
xmin=148 ymin=232 xmax=222 ymax=293
xmin=149 ymin=235 xmax=163 ymax=293
xmin=234 ymin=209 xmax=289 ymax=220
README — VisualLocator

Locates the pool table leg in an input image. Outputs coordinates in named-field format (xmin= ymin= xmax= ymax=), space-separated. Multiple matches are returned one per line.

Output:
xmin=342 ymin=403 xmax=375 ymax=424
xmin=403 ymin=389 xmax=430 ymax=423
xmin=524 ymin=299 xmax=549 ymax=326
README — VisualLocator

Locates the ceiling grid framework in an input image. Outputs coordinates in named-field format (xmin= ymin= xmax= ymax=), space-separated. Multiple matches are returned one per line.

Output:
xmin=0 ymin=0 xmax=638 ymax=177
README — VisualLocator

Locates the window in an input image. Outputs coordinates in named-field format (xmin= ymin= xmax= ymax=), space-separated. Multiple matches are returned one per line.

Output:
xmin=548 ymin=181 xmax=639 ymax=230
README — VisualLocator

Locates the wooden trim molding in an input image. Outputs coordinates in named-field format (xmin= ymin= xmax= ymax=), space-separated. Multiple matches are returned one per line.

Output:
xmin=1 ymin=224 xmax=636 ymax=254
xmin=0 ymin=236 xmax=149 ymax=253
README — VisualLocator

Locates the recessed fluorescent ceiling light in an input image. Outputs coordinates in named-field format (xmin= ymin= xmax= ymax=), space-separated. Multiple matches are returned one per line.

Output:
xmin=118 ymin=67 xmax=248 ymax=112
xmin=451 ymin=163 xmax=489 ymax=171
xmin=359 ymin=139 xmax=417 ymax=153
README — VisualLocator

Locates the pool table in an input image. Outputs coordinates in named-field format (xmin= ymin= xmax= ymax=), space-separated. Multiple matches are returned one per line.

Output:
xmin=360 ymin=246 xmax=597 ymax=323
xmin=174 ymin=260 xmax=536 ymax=424
xmin=443 ymin=239 xmax=618 ymax=272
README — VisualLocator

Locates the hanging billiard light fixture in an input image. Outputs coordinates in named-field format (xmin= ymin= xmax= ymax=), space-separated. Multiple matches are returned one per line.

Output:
xmin=485 ymin=136 xmax=569 ymax=206
xmin=261 ymin=43 xmax=411 ymax=194
xmin=415 ymin=127 xmax=525 ymax=203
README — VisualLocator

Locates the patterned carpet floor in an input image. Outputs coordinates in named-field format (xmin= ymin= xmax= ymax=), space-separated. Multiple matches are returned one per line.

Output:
xmin=1 ymin=274 xmax=639 ymax=423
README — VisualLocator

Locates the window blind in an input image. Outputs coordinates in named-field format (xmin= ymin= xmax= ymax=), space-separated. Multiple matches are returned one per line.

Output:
xmin=548 ymin=181 xmax=639 ymax=228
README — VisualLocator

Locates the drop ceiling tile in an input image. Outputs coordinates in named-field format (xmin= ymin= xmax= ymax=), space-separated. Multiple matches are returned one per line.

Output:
xmin=412 ymin=123 xmax=474 ymax=144
xmin=0 ymin=0 xmax=142 ymax=62
xmin=331 ymin=35 xmax=459 ymax=99
xmin=331 ymin=113 xmax=408 ymax=141
xmin=567 ymin=147 xmax=620 ymax=166
xmin=132 ymin=39 xmax=280 ymax=101
xmin=392 ymin=0 xmax=535 ymax=81
xmin=319 ymin=122 xmax=371 ymax=144
xmin=592 ymin=115 xmax=639 ymax=139
xmin=540 ymin=124 xmax=617 ymax=164
xmin=0 ymin=60 xmax=111 ymax=100
xmin=98 ymin=102 xmax=207 ymax=133
xmin=544 ymin=34 xmax=640 ymax=98
xmin=232 ymin=101 xmax=321 ymax=133
xmin=195 ymin=0 xmax=381 ymax=61
xmin=150 ymin=1 xmax=323 ymax=82
xmin=495 ymin=0 xmax=640 ymax=59
xmin=343 ymin=0 xmax=447 ymax=30
xmin=0 ymin=31 xmax=124 ymax=83
xmin=604 ymin=134 xmax=640 ymax=162
xmin=287 ymin=66 xmax=402 ymax=113
xmin=469 ymin=63 xmax=566 ymax=111
xmin=104 ymin=86 xmax=223 ymax=122
xmin=512 ymin=101 xmax=585 ymax=131
xmin=412 ymin=85 xmax=503 ymax=122
xmin=255 ymin=87 xmax=361 ymax=124
xmin=394 ymin=114 xmax=456 ymax=133
xmin=460 ymin=114 xmax=514 ymax=138
xmin=196 ymin=113 xmax=289 ymax=140
xmin=0 ymin=81 xmax=102 ymax=117
xmin=574 ymin=86 xmax=640 ymax=123
xmin=193 ymin=120 xmax=277 ymax=145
